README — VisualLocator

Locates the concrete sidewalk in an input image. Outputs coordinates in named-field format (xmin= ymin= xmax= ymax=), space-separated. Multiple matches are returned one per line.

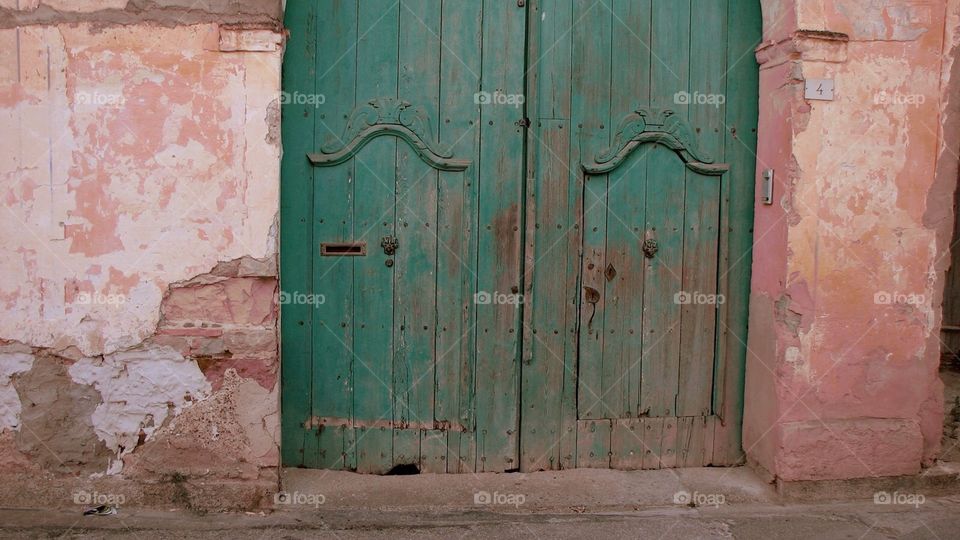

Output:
xmin=2 ymin=467 xmax=959 ymax=539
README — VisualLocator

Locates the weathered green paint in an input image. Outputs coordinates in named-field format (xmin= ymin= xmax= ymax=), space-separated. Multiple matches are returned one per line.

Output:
xmin=281 ymin=0 xmax=760 ymax=473
xmin=473 ymin=0 xmax=526 ymax=472
xmin=279 ymin=0 xmax=316 ymax=468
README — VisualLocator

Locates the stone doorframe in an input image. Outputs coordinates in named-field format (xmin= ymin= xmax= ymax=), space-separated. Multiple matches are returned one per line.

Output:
xmin=742 ymin=0 xmax=960 ymax=483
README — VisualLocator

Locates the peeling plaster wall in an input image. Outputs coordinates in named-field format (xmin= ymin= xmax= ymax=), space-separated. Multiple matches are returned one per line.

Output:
xmin=745 ymin=0 xmax=958 ymax=482
xmin=0 ymin=0 xmax=283 ymax=502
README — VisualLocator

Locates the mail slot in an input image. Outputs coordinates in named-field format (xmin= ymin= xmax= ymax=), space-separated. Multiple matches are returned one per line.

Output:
xmin=320 ymin=242 xmax=367 ymax=256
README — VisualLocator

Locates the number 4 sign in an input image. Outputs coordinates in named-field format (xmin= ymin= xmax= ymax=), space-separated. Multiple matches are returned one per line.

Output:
xmin=804 ymin=79 xmax=835 ymax=101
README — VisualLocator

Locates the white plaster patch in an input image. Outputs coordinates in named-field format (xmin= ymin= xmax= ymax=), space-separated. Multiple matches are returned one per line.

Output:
xmin=784 ymin=345 xmax=812 ymax=381
xmin=235 ymin=376 xmax=280 ymax=460
xmin=69 ymin=344 xmax=210 ymax=474
xmin=0 ymin=352 xmax=35 ymax=431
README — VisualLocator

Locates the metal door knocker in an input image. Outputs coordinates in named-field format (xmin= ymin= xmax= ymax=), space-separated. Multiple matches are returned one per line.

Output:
xmin=642 ymin=238 xmax=658 ymax=258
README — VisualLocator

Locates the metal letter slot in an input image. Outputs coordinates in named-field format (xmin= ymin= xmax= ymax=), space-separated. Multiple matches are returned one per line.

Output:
xmin=320 ymin=242 xmax=367 ymax=256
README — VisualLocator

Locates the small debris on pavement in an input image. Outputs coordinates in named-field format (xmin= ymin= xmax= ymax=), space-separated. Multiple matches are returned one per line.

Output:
xmin=83 ymin=505 xmax=118 ymax=516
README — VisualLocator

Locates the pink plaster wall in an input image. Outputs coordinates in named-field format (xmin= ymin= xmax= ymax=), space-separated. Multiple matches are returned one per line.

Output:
xmin=745 ymin=0 xmax=957 ymax=482
xmin=0 ymin=11 xmax=283 ymax=506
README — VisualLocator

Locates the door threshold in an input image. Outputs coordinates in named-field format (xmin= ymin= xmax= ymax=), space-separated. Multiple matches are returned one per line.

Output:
xmin=279 ymin=466 xmax=773 ymax=512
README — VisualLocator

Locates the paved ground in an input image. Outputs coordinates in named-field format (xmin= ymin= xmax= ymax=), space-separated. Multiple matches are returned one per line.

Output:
xmin=2 ymin=467 xmax=959 ymax=539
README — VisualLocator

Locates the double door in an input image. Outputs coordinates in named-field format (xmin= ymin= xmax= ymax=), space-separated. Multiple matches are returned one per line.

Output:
xmin=280 ymin=0 xmax=759 ymax=473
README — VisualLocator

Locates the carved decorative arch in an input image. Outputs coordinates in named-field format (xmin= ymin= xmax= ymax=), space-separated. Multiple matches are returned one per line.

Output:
xmin=581 ymin=107 xmax=729 ymax=176
xmin=308 ymin=97 xmax=471 ymax=172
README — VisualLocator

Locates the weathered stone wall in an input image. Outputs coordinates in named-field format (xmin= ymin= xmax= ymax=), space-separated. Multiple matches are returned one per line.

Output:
xmin=0 ymin=0 xmax=283 ymax=509
xmin=744 ymin=0 xmax=959 ymax=483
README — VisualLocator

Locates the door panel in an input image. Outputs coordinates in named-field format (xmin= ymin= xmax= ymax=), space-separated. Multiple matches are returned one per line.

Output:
xmin=282 ymin=0 xmax=760 ymax=473
xmin=521 ymin=0 xmax=759 ymax=471
xmin=281 ymin=0 xmax=526 ymax=473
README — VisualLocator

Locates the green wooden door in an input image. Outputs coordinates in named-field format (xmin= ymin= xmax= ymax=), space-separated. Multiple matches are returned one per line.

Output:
xmin=520 ymin=0 xmax=760 ymax=471
xmin=281 ymin=0 xmax=759 ymax=473
xmin=280 ymin=0 xmax=526 ymax=473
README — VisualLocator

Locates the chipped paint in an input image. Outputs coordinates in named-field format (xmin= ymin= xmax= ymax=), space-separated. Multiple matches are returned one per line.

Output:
xmin=744 ymin=0 xmax=960 ymax=482
xmin=69 ymin=345 xmax=211 ymax=474
xmin=0 ymin=348 xmax=34 ymax=432
xmin=0 ymin=22 xmax=280 ymax=357
xmin=0 ymin=2 xmax=283 ymax=498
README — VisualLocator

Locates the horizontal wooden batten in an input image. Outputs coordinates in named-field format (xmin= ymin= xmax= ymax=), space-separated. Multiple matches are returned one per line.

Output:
xmin=303 ymin=416 xmax=467 ymax=432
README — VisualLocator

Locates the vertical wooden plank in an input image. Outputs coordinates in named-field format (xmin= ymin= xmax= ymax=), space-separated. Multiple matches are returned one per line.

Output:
xmin=677 ymin=171 xmax=722 ymax=418
xmin=279 ymin=0 xmax=318 ymax=468
xmin=700 ymin=416 xmax=717 ymax=466
xmin=674 ymin=416 xmax=695 ymax=467
xmin=639 ymin=146 xmax=686 ymax=419
xmin=521 ymin=0 xmax=575 ymax=471
xmin=420 ymin=429 xmax=448 ymax=473
xmin=393 ymin=428 xmax=420 ymax=467
xmin=604 ymin=0 xmax=652 ymax=424
xmin=352 ymin=0 xmax=400 ymax=472
xmin=713 ymin=0 xmax=761 ymax=465
xmin=318 ymin=423 xmax=353 ymax=469
xmin=641 ymin=417 xmax=664 ymax=469
xmin=676 ymin=0 xmax=726 ymax=418
xmin=574 ymin=0 xmax=613 ymax=420
xmin=435 ymin=0 xmax=483 ymax=473
xmin=576 ymin=419 xmax=611 ymax=468
xmin=679 ymin=416 xmax=709 ymax=467
xmin=443 ymin=431 xmax=461 ymax=472
xmin=313 ymin=0 xmax=360 ymax=470
xmin=658 ymin=417 xmax=679 ymax=468
xmin=522 ymin=120 xmax=573 ymax=469
xmin=474 ymin=0 xmax=526 ymax=472
xmin=550 ymin=0 xmax=581 ymax=472
xmin=394 ymin=0 xmax=442 ymax=463
xmin=610 ymin=419 xmax=645 ymax=469
xmin=356 ymin=426 xmax=392 ymax=473
xmin=639 ymin=0 xmax=691 ymax=419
